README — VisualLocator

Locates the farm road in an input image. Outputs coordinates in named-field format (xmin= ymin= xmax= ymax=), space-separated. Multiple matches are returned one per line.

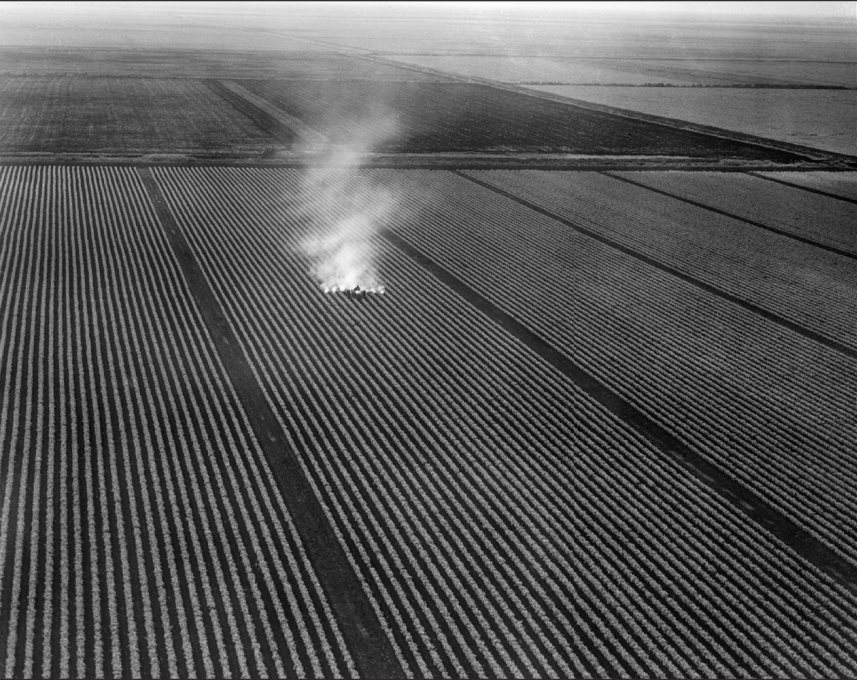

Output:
xmin=1 ymin=165 xmax=857 ymax=678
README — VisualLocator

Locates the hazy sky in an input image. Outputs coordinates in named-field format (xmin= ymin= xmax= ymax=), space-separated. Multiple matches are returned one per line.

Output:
xmin=4 ymin=1 xmax=855 ymax=19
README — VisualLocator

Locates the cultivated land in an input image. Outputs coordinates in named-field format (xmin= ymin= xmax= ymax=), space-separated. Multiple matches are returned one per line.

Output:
xmin=0 ymin=76 xmax=280 ymax=154
xmin=527 ymin=86 xmax=857 ymax=156
xmin=2 ymin=5 xmax=857 ymax=678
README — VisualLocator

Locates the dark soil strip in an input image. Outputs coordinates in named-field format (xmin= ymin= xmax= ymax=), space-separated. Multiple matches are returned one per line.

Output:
xmin=456 ymin=171 xmax=857 ymax=361
xmin=202 ymin=79 xmax=295 ymax=146
xmin=749 ymin=172 xmax=857 ymax=205
xmin=383 ymin=228 xmax=857 ymax=597
xmin=136 ymin=168 xmax=402 ymax=678
xmin=603 ymin=171 xmax=857 ymax=259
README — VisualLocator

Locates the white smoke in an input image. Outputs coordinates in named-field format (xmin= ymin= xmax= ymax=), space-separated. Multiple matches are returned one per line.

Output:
xmin=298 ymin=111 xmax=400 ymax=295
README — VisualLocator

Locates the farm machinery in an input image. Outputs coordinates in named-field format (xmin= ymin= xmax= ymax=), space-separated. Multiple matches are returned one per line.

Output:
xmin=323 ymin=285 xmax=386 ymax=299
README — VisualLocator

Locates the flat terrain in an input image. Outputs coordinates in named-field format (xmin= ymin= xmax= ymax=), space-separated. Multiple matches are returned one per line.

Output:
xmin=388 ymin=54 xmax=857 ymax=87
xmin=528 ymin=86 xmax=857 ymax=156
xmin=3 ymin=165 xmax=857 ymax=678
xmin=235 ymin=79 xmax=801 ymax=157
xmin=0 ymin=77 xmax=279 ymax=154
xmin=1 ymin=5 xmax=856 ymax=679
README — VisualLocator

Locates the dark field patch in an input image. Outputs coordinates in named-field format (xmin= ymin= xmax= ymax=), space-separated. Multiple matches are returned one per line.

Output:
xmin=0 ymin=76 xmax=279 ymax=154
xmin=239 ymin=79 xmax=807 ymax=159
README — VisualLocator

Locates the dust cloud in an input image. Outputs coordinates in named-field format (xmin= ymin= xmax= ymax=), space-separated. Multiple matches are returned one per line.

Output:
xmin=298 ymin=113 xmax=400 ymax=296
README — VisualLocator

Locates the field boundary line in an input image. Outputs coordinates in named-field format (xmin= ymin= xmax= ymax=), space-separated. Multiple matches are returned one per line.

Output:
xmin=455 ymin=170 xmax=857 ymax=361
xmin=748 ymin=172 xmax=857 ymax=205
xmin=602 ymin=171 xmax=857 ymax=259
xmin=383 ymin=229 xmax=857 ymax=596
xmin=136 ymin=167 xmax=404 ymax=678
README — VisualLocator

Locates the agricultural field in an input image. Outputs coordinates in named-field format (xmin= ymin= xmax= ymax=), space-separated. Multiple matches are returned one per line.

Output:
xmin=2 ymin=162 xmax=857 ymax=676
xmin=236 ymin=79 xmax=803 ymax=157
xmin=370 ymin=169 xmax=857 ymax=562
xmin=526 ymin=86 xmax=857 ymax=155
xmin=456 ymin=170 xmax=857 ymax=348
xmin=0 ymin=47 xmax=440 ymax=81
xmin=380 ymin=55 xmax=694 ymax=86
xmin=387 ymin=54 xmax=857 ymax=87
xmin=610 ymin=170 xmax=857 ymax=254
xmin=2 ymin=3 xmax=856 ymax=679
xmin=607 ymin=60 xmax=857 ymax=87
xmin=759 ymin=170 xmax=857 ymax=200
xmin=0 ymin=77 xmax=279 ymax=155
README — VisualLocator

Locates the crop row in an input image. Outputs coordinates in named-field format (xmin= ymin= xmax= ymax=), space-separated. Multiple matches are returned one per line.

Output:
xmin=349 ymin=168 xmax=857 ymax=565
xmin=613 ymin=171 xmax=857 ymax=255
xmin=0 ymin=166 xmax=352 ymax=678
xmin=464 ymin=170 xmax=857 ymax=351
xmin=759 ymin=171 xmax=857 ymax=202
xmin=153 ymin=165 xmax=857 ymax=678
xmin=0 ymin=77 xmax=276 ymax=153
xmin=236 ymin=79 xmax=797 ymax=157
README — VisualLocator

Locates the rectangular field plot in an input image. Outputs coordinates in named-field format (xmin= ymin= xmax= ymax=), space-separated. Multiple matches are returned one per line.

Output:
xmin=236 ymin=79 xmax=802 ymax=158
xmin=147 ymin=166 xmax=857 ymax=678
xmin=0 ymin=77 xmax=279 ymax=154
xmin=528 ymin=85 xmax=857 ymax=156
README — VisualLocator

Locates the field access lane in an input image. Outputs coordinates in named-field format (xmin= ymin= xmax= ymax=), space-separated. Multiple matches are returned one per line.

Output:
xmin=152 ymin=165 xmax=857 ymax=678
xmin=0 ymin=166 xmax=355 ymax=678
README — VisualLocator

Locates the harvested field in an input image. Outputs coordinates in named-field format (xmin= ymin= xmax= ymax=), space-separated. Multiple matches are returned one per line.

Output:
xmin=527 ymin=85 xmax=857 ymax=155
xmin=0 ymin=77 xmax=279 ymax=154
xmin=237 ymin=80 xmax=803 ymax=158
